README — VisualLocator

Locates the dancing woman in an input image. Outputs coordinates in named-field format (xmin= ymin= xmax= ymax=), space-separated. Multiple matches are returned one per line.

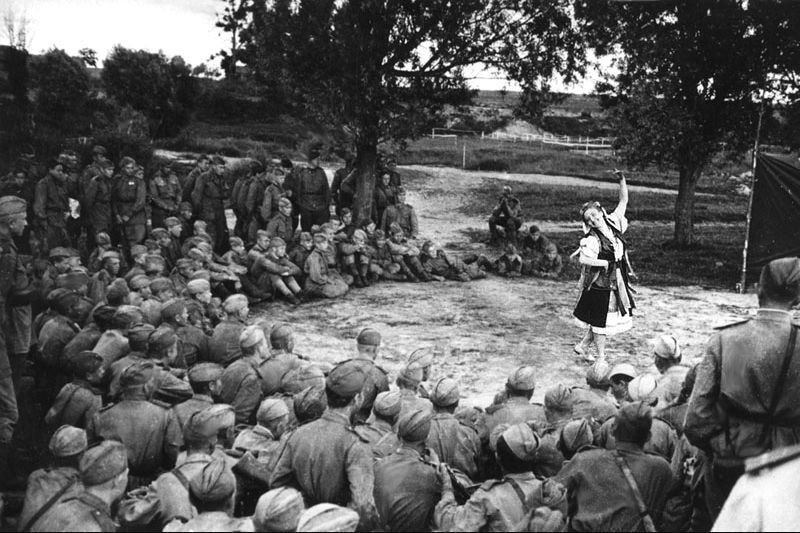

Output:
xmin=573 ymin=171 xmax=635 ymax=362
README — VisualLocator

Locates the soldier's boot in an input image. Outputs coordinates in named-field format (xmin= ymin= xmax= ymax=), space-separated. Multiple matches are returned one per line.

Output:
xmin=407 ymin=256 xmax=432 ymax=282
xmin=382 ymin=272 xmax=406 ymax=281
xmin=397 ymin=261 xmax=419 ymax=282
xmin=358 ymin=264 xmax=372 ymax=286
xmin=348 ymin=264 xmax=365 ymax=288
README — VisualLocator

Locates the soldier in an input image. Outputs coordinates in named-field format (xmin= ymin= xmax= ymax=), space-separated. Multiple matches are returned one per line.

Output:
xmin=374 ymin=172 xmax=397 ymax=227
xmin=34 ymin=159 xmax=72 ymax=250
xmin=233 ymin=398 xmax=290 ymax=458
xmin=330 ymin=153 xmax=355 ymax=216
xmin=304 ymin=233 xmax=349 ymax=299
xmin=219 ymin=324 xmax=267 ymax=424
xmin=63 ymin=306 xmax=114 ymax=364
xmin=191 ymin=155 xmax=230 ymax=253
xmin=686 ymin=257 xmax=800 ymax=522
xmin=82 ymin=160 xmax=115 ymax=251
xmin=270 ymin=360 xmax=379 ymax=530
xmin=387 ymin=223 xmax=431 ymax=282
xmin=609 ymin=362 xmax=637 ymax=404
xmin=242 ymin=165 xmax=269 ymax=243
xmin=651 ymin=334 xmax=689 ymax=405
xmin=556 ymin=402 xmax=676 ymax=531
xmin=19 ymin=425 xmax=87 ymax=532
xmin=170 ymin=257 xmax=194 ymax=297
xmin=172 ymin=363 xmax=222 ymax=432
xmin=485 ymin=366 xmax=548 ymax=434
xmin=45 ymin=351 xmax=104 ymax=431
xmin=92 ymin=304 xmax=140 ymax=368
xmin=252 ymin=487 xmax=305 ymax=533
xmin=520 ymin=224 xmax=553 ymax=262
xmin=396 ymin=363 xmax=434 ymax=418
xmin=261 ymin=237 xmax=303 ymax=304
xmin=209 ymin=293 xmax=250 ymax=365
xmin=381 ymin=187 xmax=419 ymax=239
xmin=161 ymin=298 xmax=209 ymax=367
xmin=259 ymin=166 xmax=286 ymax=233
xmin=426 ymin=377 xmax=481 ymax=481
xmin=294 ymin=147 xmax=331 ymax=232
xmin=258 ymin=323 xmax=303 ymax=397
xmin=435 ymin=423 xmax=568 ymax=532
xmin=79 ymin=145 xmax=109 ymax=194
xmin=382 ymin=154 xmax=402 ymax=188
xmin=408 ymin=347 xmax=436 ymax=398
xmin=347 ymin=327 xmax=390 ymax=424
xmin=293 ymin=385 xmax=328 ymax=425
xmin=147 ymin=165 xmax=182 ymax=230
xmin=87 ymin=361 xmax=182 ymax=489
xmin=111 ymin=156 xmax=147 ymax=246
xmin=296 ymin=503 xmax=360 ymax=532
xmin=31 ymin=440 xmax=129 ymax=532
xmin=87 ymin=251 xmax=121 ymax=304
xmin=266 ymin=197 xmax=296 ymax=248
xmin=355 ymin=390 xmax=401 ymax=457
xmin=181 ymin=154 xmax=211 ymax=201
xmin=104 ymin=324 xmax=153 ymax=398
xmin=487 ymin=185 xmax=522 ymax=246
xmin=373 ymin=409 xmax=442 ymax=531
xmin=570 ymin=359 xmax=619 ymax=423
xmin=38 ymin=290 xmax=84 ymax=402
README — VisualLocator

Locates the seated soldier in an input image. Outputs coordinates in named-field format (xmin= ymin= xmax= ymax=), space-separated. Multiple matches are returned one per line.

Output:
xmin=288 ymin=232 xmax=314 ymax=284
xmin=123 ymin=244 xmax=149 ymax=282
xmin=521 ymin=224 xmax=554 ymax=261
xmin=86 ymin=232 xmax=114 ymax=274
xmin=524 ymin=242 xmax=563 ymax=279
xmin=303 ymin=233 xmax=349 ymax=299
xmin=369 ymin=229 xmax=405 ymax=281
xmin=87 ymin=251 xmax=121 ymax=304
xmin=381 ymin=187 xmax=418 ymax=238
xmin=333 ymin=208 xmax=356 ymax=240
xmin=339 ymin=228 xmax=373 ymax=288
xmin=487 ymin=186 xmax=522 ymax=246
xmin=224 ymin=236 xmax=272 ymax=302
xmin=261 ymin=237 xmax=303 ymax=304
xmin=152 ymin=227 xmax=180 ymax=270
xmin=420 ymin=241 xmax=487 ymax=282
xmin=472 ymin=244 xmax=523 ymax=278
xmin=45 ymin=351 xmax=105 ymax=431
xmin=386 ymin=223 xmax=430 ymax=282
xmin=178 ymin=202 xmax=193 ymax=242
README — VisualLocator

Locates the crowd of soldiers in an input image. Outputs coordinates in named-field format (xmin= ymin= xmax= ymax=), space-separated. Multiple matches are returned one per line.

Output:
xmin=0 ymin=143 xmax=796 ymax=531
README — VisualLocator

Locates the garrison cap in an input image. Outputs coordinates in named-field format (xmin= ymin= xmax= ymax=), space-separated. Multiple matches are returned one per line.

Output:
xmin=100 ymin=250 xmax=120 ymax=263
xmin=430 ymin=377 xmax=460 ymax=407
xmin=130 ymin=244 xmax=148 ymax=258
xmin=760 ymin=257 xmax=800 ymax=301
xmin=161 ymin=298 xmax=187 ymax=322
xmin=92 ymin=145 xmax=107 ymax=155
xmin=187 ymin=248 xmax=205 ymax=262
xmin=106 ymin=279 xmax=130 ymax=305
xmin=190 ymin=457 xmax=236 ymax=504
xmin=397 ymin=409 xmax=433 ymax=442
xmin=278 ymin=197 xmax=292 ymax=208
xmin=407 ymin=348 xmax=433 ymax=368
xmin=609 ymin=363 xmax=637 ymax=381
xmin=119 ymin=156 xmax=136 ymax=167
xmin=188 ymin=362 xmax=224 ymax=384
xmin=0 ymin=196 xmax=26 ymax=219
xmin=293 ymin=386 xmax=327 ymax=422
xmin=269 ymin=237 xmax=286 ymax=249
xmin=183 ymin=408 xmax=220 ymax=442
xmin=95 ymin=232 xmax=111 ymax=245
xmin=190 ymin=269 xmax=211 ymax=281
xmin=150 ymin=227 xmax=169 ymax=238
xmin=239 ymin=324 xmax=266 ymax=349
xmin=92 ymin=305 xmax=117 ymax=329
xmin=270 ymin=323 xmax=293 ymax=345
xmin=70 ymin=350 xmax=104 ymax=377
xmin=187 ymin=279 xmax=211 ymax=294
xmin=111 ymin=304 xmax=141 ymax=329
xmin=128 ymin=323 xmax=156 ymax=347
xmin=165 ymin=216 xmax=181 ymax=228
xmin=614 ymin=401 xmax=653 ymax=443
xmin=256 ymin=229 xmax=270 ymax=240
xmin=129 ymin=274 xmax=151 ymax=290
xmin=373 ymin=229 xmax=386 ymax=240
xmin=299 ymin=231 xmax=313 ymax=243
xmin=56 ymin=270 xmax=90 ymax=291
xmin=356 ymin=328 xmax=381 ymax=346
xmin=175 ymin=258 xmax=194 ymax=269
xmin=149 ymin=277 xmax=173 ymax=294
xmin=229 ymin=236 xmax=244 ymax=248
xmin=653 ymin=334 xmax=681 ymax=360
xmin=586 ymin=360 xmax=611 ymax=388
xmin=352 ymin=229 xmax=366 ymax=242
xmin=489 ymin=423 xmax=511 ymax=452
xmin=48 ymin=247 xmax=71 ymax=260
xmin=120 ymin=360 xmax=155 ymax=389
xmin=312 ymin=233 xmax=327 ymax=244
xmin=51 ymin=290 xmax=80 ymax=314
xmin=281 ymin=364 xmax=325 ymax=394
xmin=49 ymin=425 xmax=88 ymax=458
xmin=257 ymin=398 xmax=290 ymax=426
xmin=254 ymin=487 xmax=305 ymax=532
xmin=396 ymin=364 xmax=424 ymax=389
xmin=206 ymin=404 xmax=236 ymax=431
xmin=80 ymin=440 xmax=128 ymax=485
xmin=179 ymin=201 xmax=193 ymax=211
xmin=501 ymin=423 xmax=540 ymax=461
xmin=325 ymin=360 xmax=367 ymax=398
xmin=507 ymin=366 xmax=536 ymax=391
xmin=297 ymin=503 xmax=359 ymax=532
xmin=544 ymin=384 xmax=573 ymax=413
xmin=144 ymin=254 xmax=166 ymax=272
xmin=148 ymin=327 xmax=178 ymax=352
xmin=627 ymin=374 xmax=659 ymax=404
xmin=222 ymin=294 xmax=248 ymax=314
xmin=373 ymin=391 xmax=402 ymax=418
xmin=560 ymin=418 xmax=593 ymax=455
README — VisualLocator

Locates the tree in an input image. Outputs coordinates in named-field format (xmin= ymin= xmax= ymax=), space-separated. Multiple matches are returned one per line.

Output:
xmin=575 ymin=0 xmax=800 ymax=246
xmin=231 ymin=0 xmax=583 ymax=224
xmin=2 ymin=5 xmax=31 ymax=50
xmin=29 ymin=48 xmax=91 ymax=135
xmin=78 ymin=47 xmax=97 ymax=67
xmin=102 ymin=46 xmax=197 ymax=138
xmin=215 ymin=0 xmax=251 ymax=79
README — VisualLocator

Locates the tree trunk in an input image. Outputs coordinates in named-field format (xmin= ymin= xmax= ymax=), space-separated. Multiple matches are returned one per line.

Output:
xmin=352 ymin=141 xmax=378 ymax=226
xmin=673 ymin=163 xmax=703 ymax=247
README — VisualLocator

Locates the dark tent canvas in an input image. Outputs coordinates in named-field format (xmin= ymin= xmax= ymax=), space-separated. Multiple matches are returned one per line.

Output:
xmin=744 ymin=153 xmax=800 ymax=282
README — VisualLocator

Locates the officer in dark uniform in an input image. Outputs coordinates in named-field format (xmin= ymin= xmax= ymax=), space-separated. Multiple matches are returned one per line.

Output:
xmin=83 ymin=160 xmax=115 ymax=251
xmin=294 ymin=147 xmax=330 ymax=232
xmin=191 ymin=155 xmax=230 ymax=253
xmin=111 ymin=157 xmax=147 ymax=246
xmin=33 ymin=159 xmax=72 ymax=251
xmin=148 ymin=164 xmax=182 ymax=229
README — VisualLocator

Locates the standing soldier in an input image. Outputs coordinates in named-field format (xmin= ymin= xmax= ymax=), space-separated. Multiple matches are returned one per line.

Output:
xmin=149 ymin=164 xmax=182 ymax=230
xmin=83 ymin=161 xmax=115 ymax=252
xmin=181 ymin=154 xmax=210 ymax=201
xmin=686 ymin=256 xmax=800 ymax=523
xmin=230 ymin=163 xmax=257 ymax=240
xmin=34 ymin=159 xmax=72 ymax=251
xmin=331 ymin=153 xmax=355 ymax=215
xmin=191 ymin=155 xmax=230 ymax=253
xmin=381 ymin=188 xmax=419 ymax=239
xmin=111 ymin=157 xmax=147 ymax=246
xmin=244 ymin=165 xmax=269 ymax=243
xmin=295 ymin=147 xmax=330 ymax=232
xmin=79 ymin=145 xmax=109 ymax=194
xmin=260 ymin=167 xmax=286 ymax=234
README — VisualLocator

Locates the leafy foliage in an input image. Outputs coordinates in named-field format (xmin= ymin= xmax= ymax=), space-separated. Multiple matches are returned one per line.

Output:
xmin=29 ymin=48 xmax=92 ymax=136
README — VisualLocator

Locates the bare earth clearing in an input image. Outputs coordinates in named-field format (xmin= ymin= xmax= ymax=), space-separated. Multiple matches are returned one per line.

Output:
xmin=250 ymin=164 xmax=755 ymax=407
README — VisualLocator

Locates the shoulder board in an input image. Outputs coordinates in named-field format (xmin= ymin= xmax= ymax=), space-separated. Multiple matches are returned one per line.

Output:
xmin=347 ymin=425 xmax=371 ymax=443
xmin=353 ymin=425 xmax=373 ymax=441
xmin=150 ymin=399 xmax=171 ymax=410
xmin=713 ymin=318 xmax=751 ymax=330
xmin=479 ymin=478 xmax=503 ymax=491
xmin=745 ymin=443 xmax=800 ymax=474
xmin=99 ymin=403 xmax=115 ymax=412
xmin=374 ymin=364 xmax=388 ymax=375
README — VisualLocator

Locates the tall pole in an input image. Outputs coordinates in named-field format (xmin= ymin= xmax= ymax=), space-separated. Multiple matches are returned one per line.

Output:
xmin=739 ymin=103 xmax=766 ymax=293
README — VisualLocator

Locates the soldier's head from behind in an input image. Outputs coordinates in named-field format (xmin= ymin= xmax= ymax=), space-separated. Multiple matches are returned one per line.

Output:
xmin=496 ymin=423 xmax=540 ymax=475
xmin=609 ymin=363 xmax=637 ymax=403
xmin=430 ymin=377 xmax=460 ymax=413
xmin=49 ymin=424 xmax=88 ymax=468
xmin=544 ymin=384 xmax=573 ymax=425
xmin=652 ymin=334 xmax=681 ymax=373
xmin=240 ymin=324 xmax=269 ymax=360
xmin=297 ymin=503 xmax=359 ymax=533
xmin=396 ymin=363 xmax=424 ymax=392
xmin=190 ymin=456 xmax=237 ymax=516
xmin=506 ymin=365 xmax=536 ymax=400
xmin=70 ymin=350 xmax=105 ymax=387
xmin=148 ymin=327 xmax=180 ymax=365
xmin=254 ymin=487 xmax=305 ymax=533
xmin=106 ymin=278 xmax=131 ymax=307
xmin=613 ymin=401 xmax=653 ymax=447
xmin=758 ymin=257 xmax=800 ymax=309
xmin=0 ymin=196 xmax=27 ymax=236
xmin=257 ymin=398 xmax=291 ymax=439
xmin=586 ymin=359 xmax=612 ymax=391
xmin=223 ymin=293 xmax=249 ymax=321
xmin=372 ymin=391 xmax=402 ymax=427
xmin=279 ymin=197 xmax=293 ymax=217
xmin=127 ymin=323 xmax=155 ymax=354
xmin=188 ymin=363 xmax=224 ymax=400
xmin=270 ymin=323 xmax=294 ymax=353
xmin=79 ymin=440 xmax=129 ymax=505
xmin=356 ymin=327 xmax=381 ymax=359
xmin=397 ymin=409 xmax=433 ymax=447
xmin=112 ymin=305 xmax=144 ymax=334
xmin=187 ymin=278 xmax=212 ymax=304
xmin=407 ymin=348 xmax=433 ymax=380
xmin=184 ymin=408 xmax=221 ymax=455
xmin=627 ymin=374 xmax=659 ymax=408
xmin=325 ymin=360 xmax=367 ymax=414
xmin=294 ymin=385 xmax=327 ymax=424
xmin=558 ymin=418 xmax=593 ymax=460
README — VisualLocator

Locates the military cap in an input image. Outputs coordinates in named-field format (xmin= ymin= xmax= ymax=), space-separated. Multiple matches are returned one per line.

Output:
xmin=92 ymin=305 xmax=117 ymax=329
xmin=278 ymin=197 xmax=292 ymax=208
xmin=187 ymin=248 xmax=206 ymax=262
xmin=356 ymin=327 xmax=381 ymax=346
xmin=312 ymin=233 xmax=327 ymax=244
xmin=49 ymin=425 xmax=88 ymax=458
xmin=222 ymin=294 xmax=248 ymax=314
xmin=129 ymin=275 xmax=151 ymax=290
xmin=48 ymin=247 xmax=71 ymax=260
xmin=609 ymin=363 xmax=637 ymax=381
xmin=150 ymin=227 xmax=169 ymax=239
xmin=161 ymin=298 xmax=187 ymax=323
xmin=130 ymin=244 xmax=148 ymax=258
xmin=239 ymin=324 xmax=265 ymax=350
xmin=56 ymin=270 xmax=90 ymax=291
xmin=190 ymin=457 xmax=236 ymax=504
xmin=406 ymin=349 xmax=433 ymax=369
xmin=80 ymin=441 xmax=128 ymax=486
xmin=257 ymin=398 xmax=291 ymax=426
xmin=190 ymin=269 xmax=211 ymax=281
xmin=627 ymin=374 xmax=659 ymax=404
xmin=70 ymin=350 xmax=104 ymax=377
xmin=373 ymin=229 xmax=386 ymax=240
xmin=586 ymin=360 xmax=611 ymax=388
xmin=653 ymin=334 xmax=681 ymax=361
xmin=120 ymin=360 xmax=156 ymax=389
xmin=489 ymin=423 xmax=511 ymax=452
xmin=119 ymin=156 xmax=136 ymax=167
xmin=100 ymin=250 xmax=120 ymax=263
xmin=206 ymin=404 xmax=236 ymax=431
xmin=175 ymin=258 xmax=194 ymax=269
xmin=188 ymin=362 xmax=224 ymax=384
xmin=299 ymin=232 xmax=313 ymax=243
xmin=144 ymin=254 xmax=166 ymax=271
xmin=210 ymin=155 xmax=226 ymax=166
xmin=500 ymin=423 xmax=540 ymax=461
xmin=326 ymin=360 xmax=367 ymax=399
xmin=388 ymin=222 xmax=403 ymax=235
xmin=179 ymin=201 xmax=193 ymax=211
xmin=92 ymin=145 xmax=107 ymax=155
xmin=544 ymin=242 xmax=558 ymax=254
xmin=111 ymin=304 xmax=141 ymax=329
xmin=45 ymin=288 xmax=71 ymax=307
xmin=560 ymin=418 xmax=593 ymax=456
xmin=256 ymin=229 xmax=270 ymax=240
xmin=149 ymin=277 xmax=173 ymax=294
xmin=507 ymin=366 xmax=536 ymax=392
xmin=0 ymin=195 xmax=26 ymax=219
xmin=197 ymin=154 xmax=210 ymax=163
xmin=51 ymin=290 xmax=80 ymax=314
xmin=128 ymin=323 xmax=156 ymax=347
xmin=297 ymin=503 xmax=359 ymax=532
xmin=544 ymin=384 xmax=573 ymax=412
xmin=195 ymin=241 xmax=212 ymax=252
xmin=293 ymin=386 xmax=327 ymax=422
xmin=306 ymin=147 xmax=322 ymax=160
xmin=183 ymin=409 xmax=220 ymax=443
xmin=614 ymin=401 xmax=653 ymax=443
xmin=430 ymin=377 xmax=460 ymax=407
xmin=95 ymin=232 xmax=111 ymax=245
xmin=396 ymin=364 xmax=424 ymax=389
xmin=269 ymin=237 xmax=286 ymax=249
xmin=187 ymin=279 xmax=211 ymax=295
xmin=228 ymin=236 xmax=244 ymax=248
xmin=270 ymin=323 xmax=293 ymax=345
xmin=165 ymin=216 xmax=181 ymax=228
xmin=253 ymin=487 xmax=305 ymax=533
xmin=149 ymin=327 xmax=178 ymax=352
xmin=373 ymin=391 xmax=402 ymax=418
xmin=760 ymin=257 xmax=800 ymax=300
xmin=397 ymin=409 xmax=433 ymax=442
xmin=281 ymin=364 xmax=325 ymax=394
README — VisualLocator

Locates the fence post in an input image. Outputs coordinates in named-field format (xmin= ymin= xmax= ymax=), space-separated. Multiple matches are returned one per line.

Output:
xmin=462 ymin=143 xmax=466 ymax=169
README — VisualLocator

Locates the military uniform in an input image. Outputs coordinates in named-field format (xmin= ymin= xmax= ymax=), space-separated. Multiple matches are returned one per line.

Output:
xmin=19 ymin=466 xmax=82 ymax=532
xmin=33 ymin=173 xmax=71 ymax=249
xmin=347 ymin=356 xmax=390 ymax=423
xmin=174 ymin=323 xmax=209 ymax=368
xmin=149 ymin=173 xmax=182 ymax=229
xmin=45 ymin=380 xmax=102 ymax=430
xmin=106 ymin=355 xmax=192 ymax=405
xmin=295 ymin=166 xmax=330 ymax=231
xmin=260 ymin=180 xmax=285 ymax=231
xmin=374 ymin=446 xmax=442 ymax=531
xmin=191 ymin=171 xmax=229 ymax=253
xmin=209 ymin=317 xmax=248 ymax=365
xmin=38 ymin=314 xmax=81 ymax=399
xmin=83 ymin=173 xmax=114 ymax=238
xmin=147 ymin=452 xmax=214 ymax=526
xmin=381 ymin=203 xmax=419 ymax=238
xmin=111 ymin=172 xmax=147 ymax=245
xmin=485 ymin=396 xmax=547 ymax=434
xmin=399 ymin=388 xmax=434 ymax=419
xmin=219 ymin=356 xmax=263 ymax=424
xmin=87 ymin=269 xmax=115 ymax=305
xmin=257 ymin=351 xmax=302 ymax=396
xmin=232 ymin=425 xmax=280 ymax=457
xmin=172 ymin=394 xmax=214 ymax=433
xmin=354 ymin=418 xmax=394 ymax=449
xmin=426 ymin=413 xmax=481 ymax=480
xmin=685 ymin=309 xmax=800 ymax=519
xmin=657 ymin=365 xmax=690 ymax=406
xmin=244 ymin=174 xmax=268 ymax=242
xmin=570 ymin=386 xmax=618 ymax=423
xmin=597 ymin=413 xmax=678 ymax=462
xmin=63 ymin=323 xmax=104 ymax=366
xmin=435 ymin=472 xmax=566 ymax=532
xmin=265 ymin=211 xmax=295 ymax=248
xmin=32 ymin=490 xmax=117 ymax=532
xmin=304 ymin=248 xmax=348 ymax=298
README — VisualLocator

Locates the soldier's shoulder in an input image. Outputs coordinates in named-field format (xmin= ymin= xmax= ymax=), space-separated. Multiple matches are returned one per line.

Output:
xmin=347 ymin=425 xmax=371 ymax=444
xmin=713 ymin=318 xmax=752 ymax=330
xmin=477 ymin=478 xmax=504 ymax=492
xmin=150 ymin=399 xmax=172 ymax=410
xmin=745 ymin=443 xmax=800 ymax=474
xmin=98 ymin=402 xmax=116 ymax=414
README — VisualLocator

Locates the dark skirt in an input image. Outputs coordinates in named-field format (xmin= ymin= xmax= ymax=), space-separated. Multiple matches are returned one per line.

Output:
xmin=574 ymin=286 xmax=612 ymax=328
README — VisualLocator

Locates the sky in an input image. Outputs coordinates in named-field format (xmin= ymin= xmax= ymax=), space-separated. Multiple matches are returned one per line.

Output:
xmin=8 ymin=0 xmax=597 ymax=93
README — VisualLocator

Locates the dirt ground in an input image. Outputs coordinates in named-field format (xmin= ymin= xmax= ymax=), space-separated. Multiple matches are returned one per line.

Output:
xmin=251 ymin=164 xmax=756 ymax=407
